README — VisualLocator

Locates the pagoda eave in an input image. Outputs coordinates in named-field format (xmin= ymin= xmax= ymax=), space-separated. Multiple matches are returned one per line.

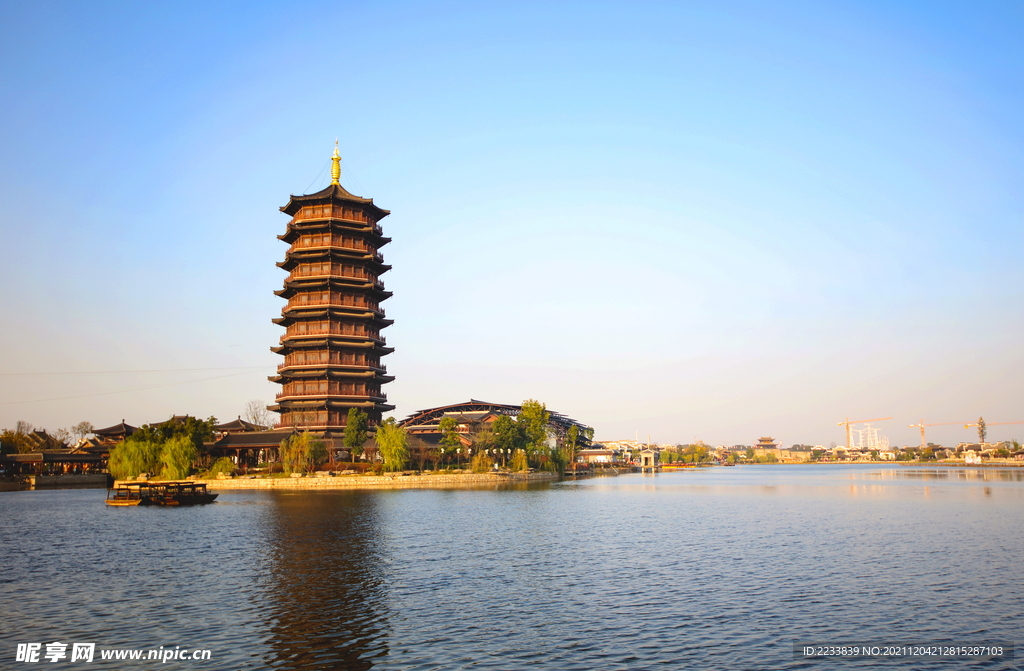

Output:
xmin=272 ymin=311 xmax=391 ymax=326
xmin=270 ymin=339 xmax=391 ymax=354
xmin=274 ymin=279 xmax=389 ymax=296
xmin=270 ymin=368 xmax=391 ymax=381
xmin=273 ymin=398 xmax=395 ymax=412
xmin=279 ymin=183 xmax=391 ymax=219
xmin=276 ymin=254 xmax=391 ymax=272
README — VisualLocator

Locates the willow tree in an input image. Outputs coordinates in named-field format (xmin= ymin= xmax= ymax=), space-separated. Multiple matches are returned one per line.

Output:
xmin=108 ymin=440 xmax=162 ymax=480
xmin=280 ymin=432 xmax=327 ymax=474
xmin=510 ymin=449 xmax=529 ymax=472
xmin=160 ymin=435 xmax=198 ymax=480
xmin=375 ymin=418 xmax=409 ymax=472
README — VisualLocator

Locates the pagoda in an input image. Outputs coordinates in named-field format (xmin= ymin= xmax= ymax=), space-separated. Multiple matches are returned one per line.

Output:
xmin=268 ymin=144 xmax=395 ymax=437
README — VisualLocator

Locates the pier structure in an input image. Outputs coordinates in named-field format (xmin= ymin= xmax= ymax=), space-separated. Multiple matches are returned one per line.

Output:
xmin=269 ymin=145 xmax=395 ymax=438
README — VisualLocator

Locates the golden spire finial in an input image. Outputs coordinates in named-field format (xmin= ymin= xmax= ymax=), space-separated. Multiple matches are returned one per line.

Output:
xmin=330 ymin=140 xmax=341 ymax=185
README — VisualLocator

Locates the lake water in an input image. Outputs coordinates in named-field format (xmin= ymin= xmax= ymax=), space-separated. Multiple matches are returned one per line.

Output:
xmin=2 ymin=465 xmax=1021 ymax=670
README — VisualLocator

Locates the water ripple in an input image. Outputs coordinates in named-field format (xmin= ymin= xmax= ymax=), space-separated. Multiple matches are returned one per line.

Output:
xmin=2 ymin=466 xmax=1021 ymax=670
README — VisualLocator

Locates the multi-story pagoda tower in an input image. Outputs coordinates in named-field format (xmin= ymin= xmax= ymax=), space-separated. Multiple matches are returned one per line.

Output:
xmin=269 ymin=145 xmax=395 ymax=437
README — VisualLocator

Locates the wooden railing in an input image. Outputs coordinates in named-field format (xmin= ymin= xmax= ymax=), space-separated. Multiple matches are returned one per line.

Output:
xmin=275 ymin=389 xmax=388 ymax=400
xmin=278 ymin=361 xmax=387 ymax=372
xmin=285 ymin=298 xmax=386 ymax=315
xmin=281 ymin=330 xmax=386 ymax=343
xmin=289 ymin=240 xmax=384 ymax=262
xmin=278 ymin=362 xmax=385 ymax=372
xmin=292 ymin=239 xmax=368 ymax=251
xmin=289 ymin=267 xmax=373 ymax=280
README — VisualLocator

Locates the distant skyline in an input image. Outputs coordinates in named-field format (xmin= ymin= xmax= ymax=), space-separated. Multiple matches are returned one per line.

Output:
xmin=1 ymin=1 xmax=1022 ymax=446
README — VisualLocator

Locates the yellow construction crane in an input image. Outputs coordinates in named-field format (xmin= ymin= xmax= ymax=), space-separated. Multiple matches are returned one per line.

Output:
xmin=838 ymin=417 xmax=892 ymax=449
xmin=908 ymin=420 xmax=965 ymax=448
xmin=963 ymin=419 xmax=1024 ymax=444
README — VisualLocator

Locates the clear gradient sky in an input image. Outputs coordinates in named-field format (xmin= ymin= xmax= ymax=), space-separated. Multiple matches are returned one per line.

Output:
xmin=1 ymin=1 xmax=1021 ymax=447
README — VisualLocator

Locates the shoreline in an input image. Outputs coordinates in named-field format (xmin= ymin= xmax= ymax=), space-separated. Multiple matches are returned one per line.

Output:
xmin=733 ymin=460 xmax=1023 ymax=468
xmin=190 ymin=471 xmax=560 ymax=490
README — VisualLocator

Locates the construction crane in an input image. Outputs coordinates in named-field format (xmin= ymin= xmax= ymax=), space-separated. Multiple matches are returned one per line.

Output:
xmin=962 ymin=420 xmax=1024 ymax=444
xmin=908 ymin=421 xmax=965 ymax=449
xmin=838 ymin=417 xmax=892 ymax=449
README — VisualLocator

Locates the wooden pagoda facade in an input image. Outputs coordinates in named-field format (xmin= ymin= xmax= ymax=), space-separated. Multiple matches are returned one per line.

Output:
xmin=269 ymin=147 xmax=395 ymax=436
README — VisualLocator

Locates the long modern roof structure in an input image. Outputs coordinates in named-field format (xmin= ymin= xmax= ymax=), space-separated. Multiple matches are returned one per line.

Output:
xmin=398 ymin=399 xmax=589 ymax=434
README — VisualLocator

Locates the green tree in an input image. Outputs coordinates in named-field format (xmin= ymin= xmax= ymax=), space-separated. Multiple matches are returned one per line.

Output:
xmin=563 ymin=425 xmax=579 ymax=465
xmin=375 ymin=418 xmax=409 ymax=472
xmin=308 ymin=436 xmax=328 ymax=470
xmin=129 ymin=416 xmax=216 ymax=469
xmin=205 ymin=457 xmax=237 ymax=477
xmin=279 ymin=434 xmax=303 ymax=474
xmin=518 ymin=399 xmax=550 ymax=465
xmin=108 ymin=440 xmax=162 ymax=480
xmin=977 ymin=417 xmax=987 ymax=444
xmin=133 ymin=416 xmax=216 ymax=448
xmin=160 ymin=435 xmax=198 ymax=480
xmin=492 ymin=414 xmax=524 ymax=461
xmin=510 ymin=448 xmax=529 ymax=472
xmin=280 ymin=432 xmax=326 ymax=474
xmin=545 ymin=445 xmax=568 ymax=474
xmin=0 ymin=430 xmax=31 ymax=454
xmin=438 ymin=416 xmax=463 ymax=467
xmin=344 ymin=408 xmax=368 ymax=459
xmin=470 ymin=450 xmax=494 ymax=473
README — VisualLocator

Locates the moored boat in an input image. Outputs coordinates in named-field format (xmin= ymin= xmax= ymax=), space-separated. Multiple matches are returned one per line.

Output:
xmin=105 ymin=481 xmax=218 ymax=506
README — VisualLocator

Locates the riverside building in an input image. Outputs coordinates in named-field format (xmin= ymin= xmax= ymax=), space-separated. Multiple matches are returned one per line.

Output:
xmin=268 ymin=145 xmax=395 ymax=441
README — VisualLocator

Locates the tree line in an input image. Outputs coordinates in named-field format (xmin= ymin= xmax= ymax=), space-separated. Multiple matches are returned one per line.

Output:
xmin=0 ymin=421 xmax=95 ymax=454
xmin=13 ymin=398 xmax=594 ymax=480
xmin=278 ymin=401 xmax=593 ymax=476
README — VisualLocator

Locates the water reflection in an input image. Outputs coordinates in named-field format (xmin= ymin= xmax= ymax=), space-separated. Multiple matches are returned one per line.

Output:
xmin=870 ymin=468 xmax=1023 ymax=482
xmin=259 ymin=491 xmax=388 ymax=670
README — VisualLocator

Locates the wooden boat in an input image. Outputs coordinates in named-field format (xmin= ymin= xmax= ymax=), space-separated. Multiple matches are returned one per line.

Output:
xmin=106 ymin=481 xmax=218 ymax=506
xmin=105 ymin=484 xmax=147 ymax=506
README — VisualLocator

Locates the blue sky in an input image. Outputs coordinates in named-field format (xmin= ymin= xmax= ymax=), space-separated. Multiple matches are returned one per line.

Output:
xmin=1 ymin=1 xmax=1021 ymax=446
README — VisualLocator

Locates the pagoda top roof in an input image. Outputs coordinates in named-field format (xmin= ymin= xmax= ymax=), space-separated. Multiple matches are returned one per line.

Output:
xmin=280 ymin=183 xmax=390 ymax=219
xmin=213 ymin=417 xmax=267 ymax=433
xmin=93 ymin=420 xmax=138 ymax=436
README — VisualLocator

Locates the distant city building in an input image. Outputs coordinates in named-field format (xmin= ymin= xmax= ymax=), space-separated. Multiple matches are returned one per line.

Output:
xmin=598 ymin=440 xmax=645 ymax=452
xmin=269 ymin=146 xmax=395 ymax=440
